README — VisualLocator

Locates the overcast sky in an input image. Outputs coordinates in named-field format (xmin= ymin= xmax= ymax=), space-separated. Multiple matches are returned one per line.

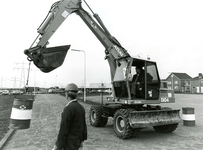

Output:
xmin=1 ymin=0 xmax=203 ymax=88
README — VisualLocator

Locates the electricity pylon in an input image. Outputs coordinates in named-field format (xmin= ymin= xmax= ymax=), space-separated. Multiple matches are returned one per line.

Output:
xmin=14 ymin=62 xmax=29 ymax=88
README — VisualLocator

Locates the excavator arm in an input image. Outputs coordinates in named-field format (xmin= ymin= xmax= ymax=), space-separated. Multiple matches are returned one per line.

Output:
xmin=35 ymin=0 xmax=79 ymax=47
xmin=24 ymin=0 xmax=130 ymax=74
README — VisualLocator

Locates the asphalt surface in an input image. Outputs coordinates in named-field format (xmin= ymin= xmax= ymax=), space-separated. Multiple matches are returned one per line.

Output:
xmin=2 ymin=94 xmax=203 ymax=150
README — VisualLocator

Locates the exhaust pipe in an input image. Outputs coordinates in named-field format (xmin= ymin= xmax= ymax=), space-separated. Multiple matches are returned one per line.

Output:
xmin=24 ymin=45 xmax=70 ymax=73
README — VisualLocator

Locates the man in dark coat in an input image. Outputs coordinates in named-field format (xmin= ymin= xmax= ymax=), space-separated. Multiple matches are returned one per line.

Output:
xmin=131 ymin=65 xmax=153 ymax=98
xmin=53 ymin=83 xmax=87 ymax=150
xmin=131 ymin=65 xmax=145 ymax=98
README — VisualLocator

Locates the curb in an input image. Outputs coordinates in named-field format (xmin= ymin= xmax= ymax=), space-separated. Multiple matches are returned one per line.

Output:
xmin=0 ymin=129 xmax=15 ymax=150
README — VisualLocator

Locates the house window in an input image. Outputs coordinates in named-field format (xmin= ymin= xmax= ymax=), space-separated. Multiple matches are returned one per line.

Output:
xmin=201 ymin=79 xmax=203 ymax=85
xmin=184 ymin=81 xmax=190 ymax=86
xmin=175 ymin=81 xmax=178 ymax=84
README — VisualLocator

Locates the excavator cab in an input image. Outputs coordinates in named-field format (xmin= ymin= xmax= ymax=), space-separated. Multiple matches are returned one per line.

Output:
xmin=112 ymin=58 xmax=160 ymax=100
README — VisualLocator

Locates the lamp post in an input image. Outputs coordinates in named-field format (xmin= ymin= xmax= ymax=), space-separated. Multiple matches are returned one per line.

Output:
xmin=171 ymin=74 xmax=174 ymax=91
xmin=71 ymin=49 xmax=86 ymax=102
xmin=55 ymin=75 xmax=57 ymax=87
xmin=34 ymin=70 xmax=37 ymax=95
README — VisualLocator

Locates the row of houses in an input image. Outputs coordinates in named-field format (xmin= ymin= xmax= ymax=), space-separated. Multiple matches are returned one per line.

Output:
xmin=81 ymin=74 xmax=203 ymax=94
xmin=164 ymin=72 xmax=203 ymax=93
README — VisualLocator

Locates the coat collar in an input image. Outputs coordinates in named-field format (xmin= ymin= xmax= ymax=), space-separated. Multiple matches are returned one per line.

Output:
xmin=66 ymin=99 xmax=77 ymax=107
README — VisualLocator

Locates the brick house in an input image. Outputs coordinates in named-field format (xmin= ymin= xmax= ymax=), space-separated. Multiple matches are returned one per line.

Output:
xmin=166 ymin=73 xmax=192 ymax=93
xmin=191 ymin=73 xmax=203 ymax=93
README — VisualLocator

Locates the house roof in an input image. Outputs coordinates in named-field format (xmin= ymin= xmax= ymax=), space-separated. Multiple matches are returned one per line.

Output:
xmin=167 ymin=73 xmax=192 ymax=80
xmin=193 ymin=76 xmax=203 ymax=80
xmin=193 ymin=73 xmax=203 ymax=79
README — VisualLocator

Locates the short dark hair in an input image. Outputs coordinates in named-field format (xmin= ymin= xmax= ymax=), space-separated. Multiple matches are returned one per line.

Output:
xmin=136 ymin=65 xmax=143 ymax=69
xmin=66 ymin=91 xmax=77 ymax=99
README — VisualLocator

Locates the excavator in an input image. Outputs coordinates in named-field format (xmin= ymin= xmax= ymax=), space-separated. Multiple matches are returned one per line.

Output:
xmin=24 ymin=0 xmax=182 ymax=139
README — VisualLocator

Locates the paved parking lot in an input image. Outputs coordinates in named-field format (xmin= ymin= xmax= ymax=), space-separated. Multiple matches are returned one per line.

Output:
xmin=2 ymin=94 xmax=203 ymax=150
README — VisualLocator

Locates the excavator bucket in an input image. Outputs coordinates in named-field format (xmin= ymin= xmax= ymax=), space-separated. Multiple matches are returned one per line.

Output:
xmin=24 ymin=45 xmax=70 ymax=73
xmin=129 ymin=109 xmax=182 ymax=128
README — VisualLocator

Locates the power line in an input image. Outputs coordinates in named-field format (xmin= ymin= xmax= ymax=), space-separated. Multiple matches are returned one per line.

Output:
xmin=13 ymin=62 xmax=29 ymax=88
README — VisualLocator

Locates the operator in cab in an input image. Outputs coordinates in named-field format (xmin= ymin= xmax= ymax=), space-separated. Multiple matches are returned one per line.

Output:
xmin=130 ymin=65 xmax=153 ymax=98
xmin=131 ymin=65 xmax=145 ymax=98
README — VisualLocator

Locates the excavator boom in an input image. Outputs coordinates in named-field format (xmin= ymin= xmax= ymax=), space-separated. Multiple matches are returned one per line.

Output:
xmin=24 ymin=0 xmax=129 ymax=73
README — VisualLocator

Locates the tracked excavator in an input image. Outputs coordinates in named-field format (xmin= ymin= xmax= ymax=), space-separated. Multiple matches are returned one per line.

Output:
xmin=24 ymin=0 xmax=182 ymax=139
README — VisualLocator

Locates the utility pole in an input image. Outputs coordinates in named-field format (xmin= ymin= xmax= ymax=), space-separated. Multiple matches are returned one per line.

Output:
xmin=71 ymin=49 xmax=86 ymax=102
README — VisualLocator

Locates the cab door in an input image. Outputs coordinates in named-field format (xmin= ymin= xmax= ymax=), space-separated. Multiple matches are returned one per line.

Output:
xmin=129 ymin=58 xmax=160 ymax=100
xmin=145 ymin=61 xmax=160 ymax=100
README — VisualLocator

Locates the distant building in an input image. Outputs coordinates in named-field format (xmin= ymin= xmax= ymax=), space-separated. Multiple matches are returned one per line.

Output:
xmin=191 ymin=73 xmax=203 ymax=94
xmin=88 ymin=83 xmax=112 ymax=93
xmin=166 ymin=73 xmax=192 ymax=93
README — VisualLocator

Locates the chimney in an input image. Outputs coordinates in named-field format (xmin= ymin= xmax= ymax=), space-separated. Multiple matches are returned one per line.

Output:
xmin=198 ymin=73 xmax=203 ymax=78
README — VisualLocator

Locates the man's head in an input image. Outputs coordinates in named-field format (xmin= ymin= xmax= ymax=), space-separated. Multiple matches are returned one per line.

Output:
xmin=136 ymin=65 xmax=143 ymax=74
xmin=65 ymin=83 xmax=78 ymax=100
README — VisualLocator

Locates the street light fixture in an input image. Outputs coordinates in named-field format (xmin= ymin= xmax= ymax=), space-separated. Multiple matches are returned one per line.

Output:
xmin=71 ymin=49 xmax=86 ymax=102
xmin=34 ymin=69 xmax=39 ymax=95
